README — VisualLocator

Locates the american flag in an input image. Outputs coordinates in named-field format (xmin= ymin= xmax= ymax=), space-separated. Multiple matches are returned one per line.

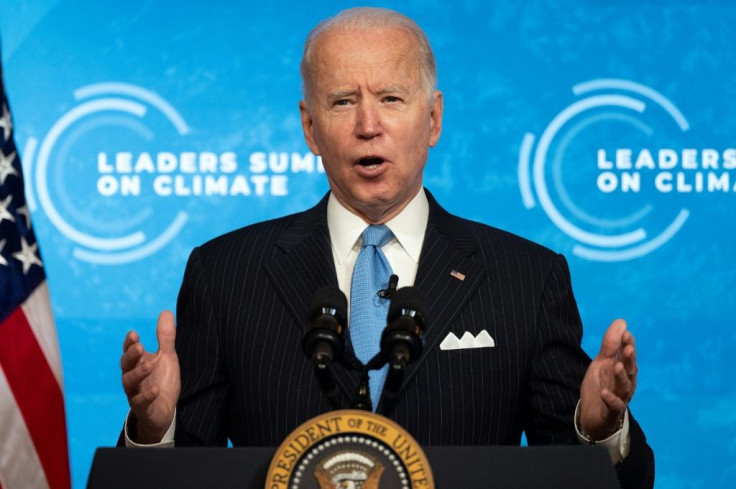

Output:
xmin=0 ymin=64 xmax=71 ymax=488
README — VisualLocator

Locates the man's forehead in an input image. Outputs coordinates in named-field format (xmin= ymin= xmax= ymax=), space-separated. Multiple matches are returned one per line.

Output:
xmin=310 ymin=28 xmax=420 ymax=80
xmin=311 ymin=25 xmax=418 ymax=63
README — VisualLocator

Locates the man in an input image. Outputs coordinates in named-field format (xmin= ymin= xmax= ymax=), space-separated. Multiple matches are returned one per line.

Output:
xmin=120 ymin=7 xmax=654 ymax=488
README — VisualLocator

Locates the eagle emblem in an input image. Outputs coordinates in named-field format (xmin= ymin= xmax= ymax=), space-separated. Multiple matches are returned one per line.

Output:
xmin=314 ymin=451 xmax=385 ymax=489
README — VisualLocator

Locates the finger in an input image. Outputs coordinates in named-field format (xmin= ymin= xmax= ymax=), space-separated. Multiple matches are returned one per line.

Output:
xmin=156 ymin=311 xmax=177 ymax=354
xmin=612 ymin=361 xmax=633 ymax=401
xmin=129 ymin=384 xmax=160 ymax=411
xmin=622 ymin=342 xmax=638 ymax=378
xmin=122 ymin=361 xmax=152 ymax=396
xmin=598 ymin=318 xmax=627 ymax=358
xmin=120 ymin=341 xmax=144 ymax=372
xmin=600 ymin=389 xmax=627 ymax=419
xmin=622 ymin=329 xmax=636 ymax=348
xmin=123 ymin=330 xmax=139 ymax=353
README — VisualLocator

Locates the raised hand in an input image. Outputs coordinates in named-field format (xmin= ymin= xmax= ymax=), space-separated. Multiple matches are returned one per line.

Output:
xmin=121 ymin=310 xmax=181 ymax=444
xmin=579 ymin=319 xmax=638 ymax=440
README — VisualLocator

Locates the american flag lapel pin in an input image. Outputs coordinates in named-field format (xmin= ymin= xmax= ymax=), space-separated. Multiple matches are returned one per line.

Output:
xmin=450 ymin=269 xmax=466 ymax=281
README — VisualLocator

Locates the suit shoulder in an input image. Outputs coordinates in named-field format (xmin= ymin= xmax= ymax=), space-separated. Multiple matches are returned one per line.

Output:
xmin=448 ymin=213 xmax=562 ymax=263
xmin=192 ymin=198 xmax=326 ymax=263
xmin=426 ymin=190 xmax=562 ymax=265
xmin=199 ymin=213 xmax=294 ymax=252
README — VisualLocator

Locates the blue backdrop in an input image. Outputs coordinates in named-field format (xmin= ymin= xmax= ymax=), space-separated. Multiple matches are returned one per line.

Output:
xmin=2 ymin=1 xmax=734 ymax=487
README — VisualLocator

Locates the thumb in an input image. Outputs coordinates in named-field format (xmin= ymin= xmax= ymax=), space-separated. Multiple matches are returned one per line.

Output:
xmin=598 ymin=318 xmax=627 ymax=358
xmin=156 ymin=310 xmax=177 ymax=353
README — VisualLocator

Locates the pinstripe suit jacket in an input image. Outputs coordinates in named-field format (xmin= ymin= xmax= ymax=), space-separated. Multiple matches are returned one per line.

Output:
xmin=173 ymin=190 xmax=654 ymax=488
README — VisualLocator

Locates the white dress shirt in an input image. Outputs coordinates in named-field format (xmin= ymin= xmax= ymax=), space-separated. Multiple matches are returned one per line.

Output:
xmin=327 ymin=187 xmax=428 ymax=309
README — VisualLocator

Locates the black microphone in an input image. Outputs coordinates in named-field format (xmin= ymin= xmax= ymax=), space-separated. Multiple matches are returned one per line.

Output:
xmin=303 ymin=287 xmax=348 ymax=410
xmin=303 ymin=287 xmax=348 ymax=365
xmin=377 ymin=286 xmax=426 ymax=416
xmin=378 ymin=274 xmax=399 ymax=299
xmin=380 ymin=286 xmax=426 ymax=369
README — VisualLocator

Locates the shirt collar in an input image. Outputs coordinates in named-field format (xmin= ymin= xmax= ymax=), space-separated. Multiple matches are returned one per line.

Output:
xmin=327 ymin=188 xmax=429 ymax=265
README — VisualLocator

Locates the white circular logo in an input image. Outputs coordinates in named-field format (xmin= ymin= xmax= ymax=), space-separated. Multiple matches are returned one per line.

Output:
xmin=22 ymin=82 xmax=190 ymax=265
xmin=518 ymin=79 xmax=703 ymax=262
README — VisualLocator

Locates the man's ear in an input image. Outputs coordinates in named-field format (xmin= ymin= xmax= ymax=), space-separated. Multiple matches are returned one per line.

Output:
xmin=299 ymin=100 xmax=321 ymax=156
xmin=428 ymin=90 xmax=443 ymax=148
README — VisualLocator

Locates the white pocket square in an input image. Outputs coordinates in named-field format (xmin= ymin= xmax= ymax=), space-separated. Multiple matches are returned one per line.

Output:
xmin=440 ymin=330 xmax=495 ymax=350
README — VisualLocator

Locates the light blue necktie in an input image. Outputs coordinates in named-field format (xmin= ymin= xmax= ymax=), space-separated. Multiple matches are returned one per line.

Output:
xmin=350 ymin=224 xmax=393 ymax=410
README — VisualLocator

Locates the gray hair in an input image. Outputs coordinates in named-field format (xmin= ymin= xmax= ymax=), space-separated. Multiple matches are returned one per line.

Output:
xmin=300 ymin=7 xmax=437 ymax=106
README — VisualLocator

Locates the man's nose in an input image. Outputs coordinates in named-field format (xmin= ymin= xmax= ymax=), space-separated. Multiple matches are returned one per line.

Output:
xmin=355 ymin=101 xmax=382 ymax=139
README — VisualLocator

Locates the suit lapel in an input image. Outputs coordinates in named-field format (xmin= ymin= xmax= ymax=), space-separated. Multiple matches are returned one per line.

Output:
xmin=263 ymin=194 xmax=361 ymax=398
xmin=263 ymin=194 xmax=337 ymax=318
xmin=388 ymin=191 xmax=487 ymax=401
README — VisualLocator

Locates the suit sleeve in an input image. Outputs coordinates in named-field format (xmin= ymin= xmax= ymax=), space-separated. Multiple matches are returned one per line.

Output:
xmin=524 ymin=253 xmax=590 ymax=445
xmin=525 ymin=253 xmax=654 ymax=489
xmin=173 ymin=247 xmax=231 ymax=446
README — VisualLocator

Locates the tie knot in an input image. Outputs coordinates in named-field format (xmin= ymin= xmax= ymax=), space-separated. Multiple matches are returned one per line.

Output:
xmin=361 ymin=224 xmax=393 ymax=248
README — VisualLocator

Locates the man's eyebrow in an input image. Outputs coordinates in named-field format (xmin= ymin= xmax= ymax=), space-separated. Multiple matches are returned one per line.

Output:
xmin=376 ymin=85 xmax=409 ymax=95
xmin=325 ymin=85 xmax=410 ymax=101
xmin=327 ymin=89 xmax=358 ymax=100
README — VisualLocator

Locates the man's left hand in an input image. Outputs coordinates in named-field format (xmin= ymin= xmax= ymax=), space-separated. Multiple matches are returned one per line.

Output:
xmin=579 ymin=319 xmax=638 ymax=440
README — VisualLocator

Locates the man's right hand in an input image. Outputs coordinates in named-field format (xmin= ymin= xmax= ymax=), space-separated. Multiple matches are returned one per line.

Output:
xmin=121 ymin=310 xmax=181 ymax=444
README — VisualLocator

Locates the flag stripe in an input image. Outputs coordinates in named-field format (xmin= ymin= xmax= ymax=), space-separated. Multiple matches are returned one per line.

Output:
xmin=0 ymin=366 xmax=51 ymax=489
xmin=20 ymin=283 xmax=63 ymax=389
xmin=0 ymin=309 xmax=70 ymax=489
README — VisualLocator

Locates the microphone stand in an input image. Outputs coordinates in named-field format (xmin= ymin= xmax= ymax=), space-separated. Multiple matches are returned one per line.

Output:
xmin=351 ymin=367 xmax=373 ymax=412
xmin=311 ymin=349 xmax=343 ymax=410
xmin=378 ymin=357 xmax=405 ymax=417
xmin=350 ymin=351 xmax=404 ymax=417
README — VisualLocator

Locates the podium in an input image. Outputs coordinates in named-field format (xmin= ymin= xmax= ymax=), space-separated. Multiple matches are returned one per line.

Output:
xmin=87 ymin=445 xmax=620 ymax=488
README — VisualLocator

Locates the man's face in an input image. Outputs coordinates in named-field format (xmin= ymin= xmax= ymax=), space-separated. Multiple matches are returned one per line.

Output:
xmin=300 ymin=26 xmax=443 ymax=224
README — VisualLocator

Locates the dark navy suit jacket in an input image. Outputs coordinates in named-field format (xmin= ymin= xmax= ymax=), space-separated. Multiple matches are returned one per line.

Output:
xmin=170 ymin=190 xmax=654 ymax=488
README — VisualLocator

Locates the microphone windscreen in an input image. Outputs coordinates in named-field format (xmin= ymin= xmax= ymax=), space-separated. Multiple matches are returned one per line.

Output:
xmin=387 ymin=287 xmax=427 ymax=322
xmin=309 ymin=287 xmax=348 ymax=321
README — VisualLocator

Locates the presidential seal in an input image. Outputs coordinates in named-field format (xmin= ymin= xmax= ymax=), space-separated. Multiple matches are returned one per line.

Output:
xmin=266 ymin=410 xmax=433 ymax=489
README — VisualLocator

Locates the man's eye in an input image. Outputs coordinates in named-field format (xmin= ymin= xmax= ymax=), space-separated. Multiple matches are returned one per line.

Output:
xmin=384 ymin=96 xmax=401 ymax=103
xmin=334 ymin=99 xmax=350 ymax=106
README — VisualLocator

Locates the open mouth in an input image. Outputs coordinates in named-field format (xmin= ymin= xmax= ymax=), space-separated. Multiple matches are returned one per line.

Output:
xmin=357 ymin=157 xmax=385 ymax=168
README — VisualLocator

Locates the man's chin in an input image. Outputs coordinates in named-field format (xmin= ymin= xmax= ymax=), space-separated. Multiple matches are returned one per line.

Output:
xmin=348 ymin=192 xmax=415 ymax=224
